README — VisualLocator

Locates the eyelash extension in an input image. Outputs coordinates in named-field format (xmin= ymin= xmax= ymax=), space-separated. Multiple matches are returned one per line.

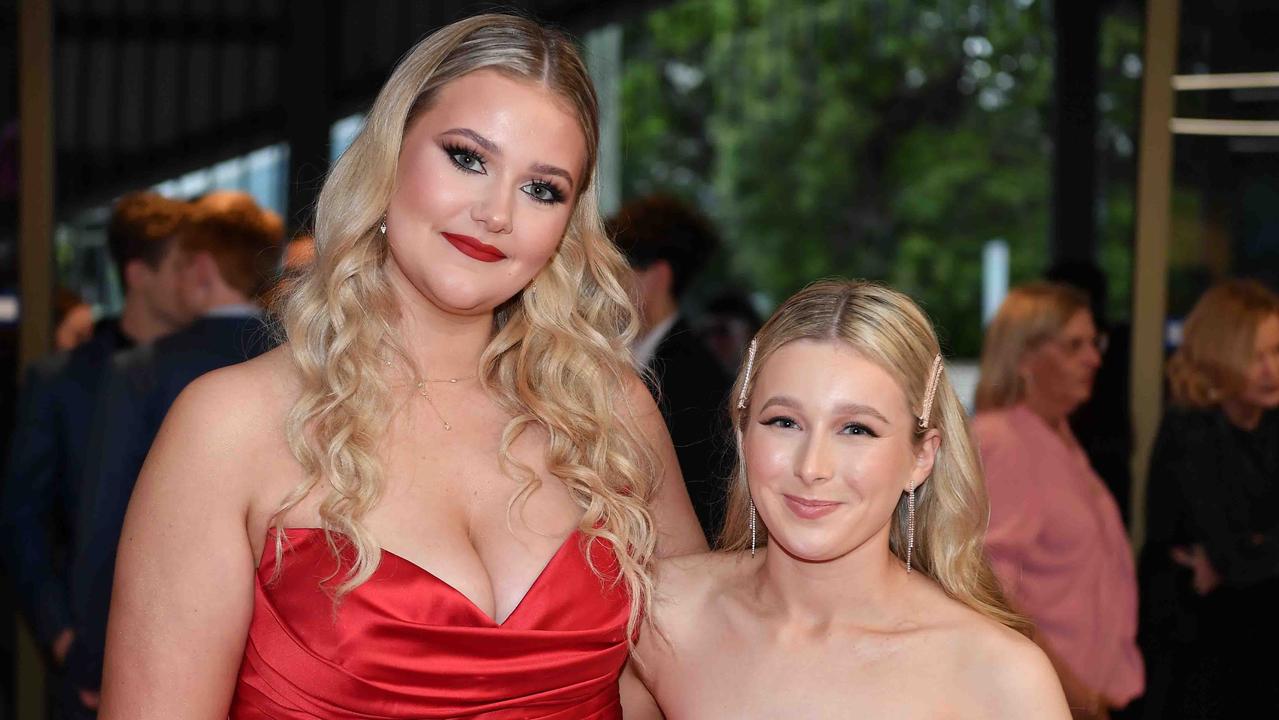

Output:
xmin=442 ymin=142 xmax=486 ymax=174
xmin=524 ymin=177 xmax=566 ymax=205
xmin=843 ymin=423 xmax=879 ymax=438
xmin=442 ymin=143 xmax=566 ymax=206
xmin=760 ymin=416 xmax=879 ymax=438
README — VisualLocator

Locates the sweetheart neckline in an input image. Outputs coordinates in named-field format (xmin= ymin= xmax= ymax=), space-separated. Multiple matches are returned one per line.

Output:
xmin=262 ymin=526 xmax=585 ymax=628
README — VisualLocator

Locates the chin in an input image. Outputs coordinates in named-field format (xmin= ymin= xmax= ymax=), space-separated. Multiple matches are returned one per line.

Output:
xmin=421 ymin=277 xmax=520 ymax=315
xmin=1254 ymin=390 xmax=1279 ymax=410
xmin=1074 ymin=386 xmax=1094 ymax=406
xmin=767 ymin=533 xmax=848 ymax=564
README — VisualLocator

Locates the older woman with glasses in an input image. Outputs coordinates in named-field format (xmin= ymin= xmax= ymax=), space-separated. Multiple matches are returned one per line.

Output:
xmin=973 ymin=282 xmax=1143 ymax=720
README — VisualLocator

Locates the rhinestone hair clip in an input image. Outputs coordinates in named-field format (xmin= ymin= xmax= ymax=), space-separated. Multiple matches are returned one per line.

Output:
xmin=737 ymin=338 xmax=758 ymax=410
xmin=917 ymin=353 xmax=943 ymax=429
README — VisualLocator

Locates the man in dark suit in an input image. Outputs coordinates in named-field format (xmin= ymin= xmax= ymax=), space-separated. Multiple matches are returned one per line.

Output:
xmin=0 ymin=192 xmax=192 ymax=718
xmin=68 ymin=191 xmax=284 ymax=704
xmin=610 ymin=195 xmax=733 ymax=543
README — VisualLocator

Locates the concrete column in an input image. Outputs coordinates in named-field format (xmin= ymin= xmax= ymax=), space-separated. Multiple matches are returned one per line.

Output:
xmin=1129 ymin=0 xmax=1180 ymax=549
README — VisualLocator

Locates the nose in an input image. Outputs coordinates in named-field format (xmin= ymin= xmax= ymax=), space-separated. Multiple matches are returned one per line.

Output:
xmin=1082 ymin=342 xmax=1102 ymax=370
xmin=471 ymin=186 xmax=514 ymax=235
xmin=1262 ymin=352 xmax=1279 ymax=383
xmin=796 ymin=432 xmax=834 ymax=485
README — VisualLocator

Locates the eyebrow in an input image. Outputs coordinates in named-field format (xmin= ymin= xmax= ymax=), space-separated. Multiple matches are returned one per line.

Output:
xmin=440 ymin=127 xmax=576 ymax=189
xmin=758 ymin=395 xmax=891 ymax=425
xmin=441 ymin=127 xmax=498 ymax=154
xmin=530 ymin=162 xmax=576 ymax=188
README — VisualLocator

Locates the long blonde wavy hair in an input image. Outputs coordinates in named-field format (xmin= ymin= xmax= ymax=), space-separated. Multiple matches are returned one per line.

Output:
xmin=1167 ymin=279 xmax=1279 ymax=408
xmin=720 ymin=280 xmax=1028 ymax=633
xmin=974 ymin=282 xmax=1090 ymax=412
xmin=272 ymin=14 xmax=658 ymax=638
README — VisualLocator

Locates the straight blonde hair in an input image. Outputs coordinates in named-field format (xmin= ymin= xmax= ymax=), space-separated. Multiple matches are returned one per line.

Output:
xmin=720 ymin=279 xmax=1028 ymax=633
xmin=974 ymin=282 xmax=1090 ymax=412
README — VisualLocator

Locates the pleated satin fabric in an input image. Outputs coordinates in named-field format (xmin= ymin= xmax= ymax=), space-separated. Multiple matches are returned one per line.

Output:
xmin=229 ymin=527 xmax=630 ymax=719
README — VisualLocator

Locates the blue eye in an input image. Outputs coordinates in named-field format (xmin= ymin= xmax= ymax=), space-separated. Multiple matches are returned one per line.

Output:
xmin=761 ymin=416 xmax=799 ymax=430
xmin=840 ymin=423 xmax=878 ymax=438
xmin=522 ymin=180 xmax=565 ymax=205
xmin=444 ymin=144 xmax=486 ymax=174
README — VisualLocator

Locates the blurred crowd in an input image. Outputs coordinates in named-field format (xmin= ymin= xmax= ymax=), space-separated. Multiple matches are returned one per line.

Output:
xmin=1 ymin=190 xmax=296 ymax=717
xmin=3 ymin=188 xmax=1277 ymax=719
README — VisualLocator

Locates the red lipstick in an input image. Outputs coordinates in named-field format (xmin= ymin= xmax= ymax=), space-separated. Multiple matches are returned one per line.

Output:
xmin=783 ymin=494 xmax=842 ymax=520
xmin=442 ymin=232 xmax=506 ymax=262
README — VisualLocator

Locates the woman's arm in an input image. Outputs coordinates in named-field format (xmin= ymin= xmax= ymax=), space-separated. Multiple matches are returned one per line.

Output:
xmin=98 ymin=370 xmax=266 ymax=719
xmin=986 ymin=633 xmax=1074 ymax=720
xmin=624 ymin=375 xmax=708 ymax=558
xmin=1163 ymin=412 xmax=1279 ymax=588
xmin=1033 ymin=638 xmax=1111 ymax=719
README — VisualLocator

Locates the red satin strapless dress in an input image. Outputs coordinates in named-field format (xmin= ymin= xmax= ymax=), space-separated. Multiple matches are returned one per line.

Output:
xmin=229 ymin=527 xmax=630 ymax=719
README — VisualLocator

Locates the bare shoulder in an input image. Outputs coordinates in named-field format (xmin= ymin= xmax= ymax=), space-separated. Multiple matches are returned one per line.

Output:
xmin=641 ymin=551 xmax=748 ymax=663
xmin=618 ymin=368 xmax=709 ymax=555
xmin=657 ymin=550 xmax=743 ymax=591
xmin=153 ymin=345 xmax=299 ymax=501
xmin=188 ymin=343 xmax=297 ymax=406
xmin=968 ymin=623 xmax=1068 ymax=718
xmin=924 ymin=597 xmax=1068 ymax=718
xmin=173 ymin=345 xmax=296 ymax=437
xmin=618 ymin=368 xmax=661 ymax=421
xmin=651 ymin=551 xmax=752 ymax=626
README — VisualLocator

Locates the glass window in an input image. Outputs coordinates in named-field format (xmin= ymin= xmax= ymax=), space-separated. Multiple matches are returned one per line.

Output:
xmin=616 ymin=0 xmax=1062 ymax=358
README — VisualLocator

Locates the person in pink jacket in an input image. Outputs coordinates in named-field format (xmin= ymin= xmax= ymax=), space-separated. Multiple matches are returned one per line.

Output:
xmin=973 ymin=282 xmax=1144 ymax=719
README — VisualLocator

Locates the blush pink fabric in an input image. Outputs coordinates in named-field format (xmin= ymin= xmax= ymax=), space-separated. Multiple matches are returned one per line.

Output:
xmin=974 ymin=404 xmax=1144 ymax=705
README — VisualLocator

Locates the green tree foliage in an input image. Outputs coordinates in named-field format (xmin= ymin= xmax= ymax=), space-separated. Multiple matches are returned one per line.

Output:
xmin=1097 ymin=6 xmax=1144 ymax=323
xmin=620 ymin=0 xmax=1060 ymax=356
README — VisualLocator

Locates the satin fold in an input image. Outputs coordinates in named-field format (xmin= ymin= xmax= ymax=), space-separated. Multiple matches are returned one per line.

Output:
xmin=229 ymin=527 xmax=629 ymax=719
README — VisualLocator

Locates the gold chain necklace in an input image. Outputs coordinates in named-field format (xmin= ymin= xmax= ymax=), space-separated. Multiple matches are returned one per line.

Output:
xmin=413 ymin=375 xmax=477 ymax=431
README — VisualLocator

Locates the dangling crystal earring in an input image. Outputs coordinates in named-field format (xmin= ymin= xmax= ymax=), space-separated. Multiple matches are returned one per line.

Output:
xmin=378 ymin=216 xmax=387 ymax=235
xmin=905 ymin=481 xmax=916 ymax=574
xmin=749 ymin=498 xmax=757 ymax=557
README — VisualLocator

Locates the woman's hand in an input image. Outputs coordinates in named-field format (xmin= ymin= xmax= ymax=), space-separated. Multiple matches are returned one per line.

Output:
xmin=1171 ymin=544 xmax=1222 ymax=595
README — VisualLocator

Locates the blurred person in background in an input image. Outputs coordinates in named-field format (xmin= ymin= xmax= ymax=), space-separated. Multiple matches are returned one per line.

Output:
xmin=610 ymin=194 xmax=733 ymax=542
xmin=1139 ymin=279 xmax=1279 ymax=719
xmin=1045 ymin=261 xmax=1133 ymax=525
xmin=0 ymin=191 xmax=191 ymax=718
xmin=282 ymin=233 xmax=316 ymax=273
xmin=53 ymin=288 xmax=96 ymax=352
xmin=698 ymin=289 xmax=763 ymax=376
xmin=973 ymin=282 xmax=1143 ymax=720
xmin=262 ymin=233 xmax=316 ymax=310
xmin=68 ymin=191 xmax=284 ymax=709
